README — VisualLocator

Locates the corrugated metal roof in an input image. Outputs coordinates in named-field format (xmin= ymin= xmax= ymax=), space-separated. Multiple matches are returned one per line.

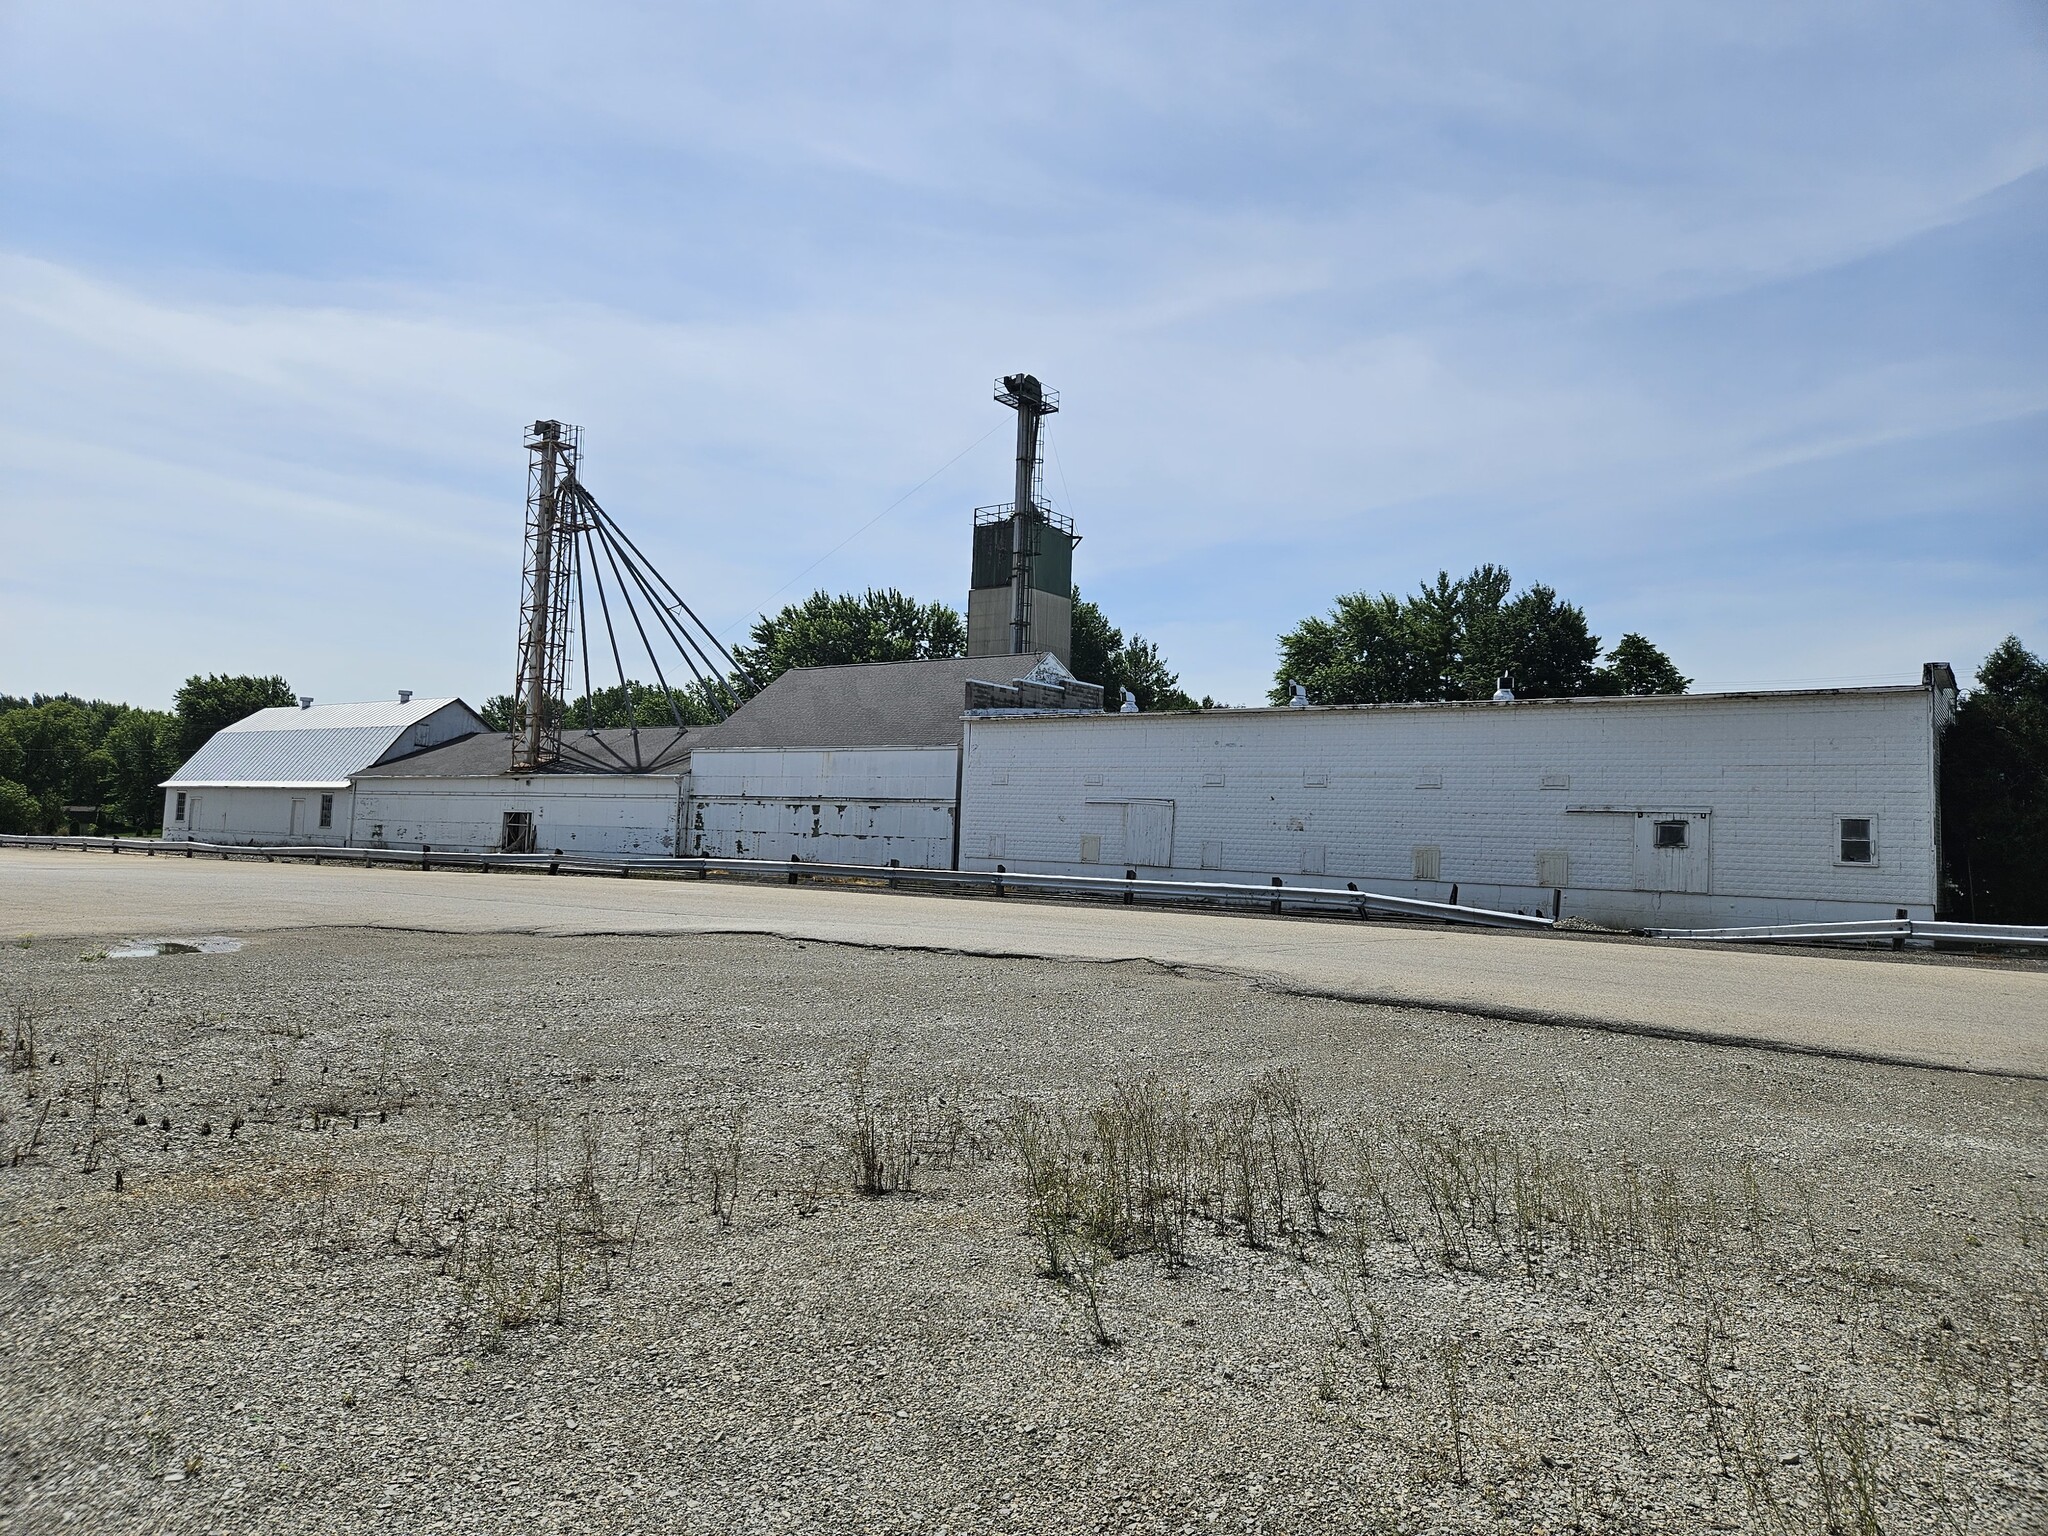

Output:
xmin=220 ymin=697 xmax=461 ymax=733
xmin=165 ymin=697 xmax=478 ymax=788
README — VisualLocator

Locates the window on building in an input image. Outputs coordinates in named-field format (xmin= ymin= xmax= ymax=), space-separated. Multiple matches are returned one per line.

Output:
xmin=1412 ymin=845 xmax=1441 ymax=882
xmin=1653 ymin=820 xmax=1689 ymax=850
xmin=1536 ymin=849 xmax=1570 ymax=888
xmin=173 ymin=792 xmax=186 ymax=822
xmin=318 ymin=794 xmax=334 ymax=829
xmin=1838 ymin=817 xmax=1875 ymax=864
xmin=1079 ymin=834 xmax=1102 ymax=864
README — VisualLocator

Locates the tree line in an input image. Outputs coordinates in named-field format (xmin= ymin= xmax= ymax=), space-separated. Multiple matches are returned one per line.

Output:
xmin=0 ymin=674 xmax=296 ymax=835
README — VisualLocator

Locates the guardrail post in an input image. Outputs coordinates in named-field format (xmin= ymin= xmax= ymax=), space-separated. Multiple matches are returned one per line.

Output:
xmin=1449 ymin=883 xmax=1459 ymax=907
xmin=421 ymin=845 xmax=432 ymax=871
xmin=788 ymin=855 xmax=800 ymax=885
xmin=1552 ymin=889 xmax=1563 ymax=920
xmin=994 ymin=864 xmax=1006 ymax=898
xmin=620 ymin=862 xmax=631 ymax=879
xmin=1124 ymin=869 xmax=1136 ymax=906
xmin=887 ymin=858 xmax=899 ymax=889
xmin=1271 ymin=876 xmax=1283 ymax=916
xmin=1347 ymin=881 xmax=1366 ymax=919
xmin=549 ymin=849 xmax=561 ymax=876
xmin=1893 ymin=908 xmax=1907 ymax=952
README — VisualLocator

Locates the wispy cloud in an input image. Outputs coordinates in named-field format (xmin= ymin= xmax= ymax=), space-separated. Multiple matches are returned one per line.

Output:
xmin=1 ymin=1 xmax=2042 ymax=706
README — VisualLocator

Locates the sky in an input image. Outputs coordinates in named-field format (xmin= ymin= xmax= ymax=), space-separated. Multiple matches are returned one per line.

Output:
xmin=2 ymin=2 xmax=2044 ymax=710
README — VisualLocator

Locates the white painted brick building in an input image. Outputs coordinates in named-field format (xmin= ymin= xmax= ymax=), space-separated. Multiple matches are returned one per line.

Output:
xmin=957 ymin=673 xmax=1956 ymax=929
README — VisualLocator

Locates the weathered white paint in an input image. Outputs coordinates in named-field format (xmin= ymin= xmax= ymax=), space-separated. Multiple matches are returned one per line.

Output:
xmin=351 ymin=775 xmax=684 ymax=855
xmin=162 ymin=699 xmax=485 ymax=846
xmin=958 ymin=685 xmax=1951 ymax=929
xmin=163 ymin=786 xmax=353 ymax=847
xmin=686 ymin=747 xmax=958 ymax=869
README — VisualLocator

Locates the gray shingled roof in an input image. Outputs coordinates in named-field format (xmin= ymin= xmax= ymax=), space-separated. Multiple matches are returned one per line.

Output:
xmin=165 ymin=698 xmax=483 ymax=788
xmin=355 ymin=727 xmax=699 ymax=779
xmin=709 ymin=654 xmax=1061 ymax=750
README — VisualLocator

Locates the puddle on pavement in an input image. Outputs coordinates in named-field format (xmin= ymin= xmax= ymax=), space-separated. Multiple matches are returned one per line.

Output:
xmin=106 ymin=937 xmax=245 ymax=959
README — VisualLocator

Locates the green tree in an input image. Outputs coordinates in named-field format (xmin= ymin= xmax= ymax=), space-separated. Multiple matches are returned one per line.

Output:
xmin=0 ymin=778 xmax=37 ymax=834
xmin=101 ymin=709 xmax=183 ymax=828
xmin=1942 ymin=636 xmax=2048 ymax=922
xmin=1272 ymin=566 xmax=1685 ymax=705
xmin=1069 ymin=588 xmax=1198 ymax=711
xmin=1595 ymin=633 xmax=1692 ymax=696
xmin=174 ymin=673 xmax=296 ymax=758
xmin=481 ymin=679 xmax=725 ymax=734
xmin=730 ymin=588 xmax=965 ymax=695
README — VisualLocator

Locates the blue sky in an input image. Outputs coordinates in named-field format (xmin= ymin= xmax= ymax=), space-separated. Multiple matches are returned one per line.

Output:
xmin=3 ymin=2 xmax=2043 ymax=708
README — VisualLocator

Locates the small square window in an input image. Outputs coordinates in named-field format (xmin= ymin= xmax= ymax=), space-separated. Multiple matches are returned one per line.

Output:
xmin=1838 ymin=817 xmax=1875 ymax=864
xmin=986 ymin=833 xmax=1005 ymax=859
xmin=318 ymin=793 xmax=334 ymax=829
xmin=1412 ymin=845 xmax=1441 ymax=882
xmin=174 ymin=792 xmax=186 ymax=822
xmin=1653 ymin=820 xmax=1689 ymax=850
xmin=1079 ymin=834 xmax=1102 ymax=864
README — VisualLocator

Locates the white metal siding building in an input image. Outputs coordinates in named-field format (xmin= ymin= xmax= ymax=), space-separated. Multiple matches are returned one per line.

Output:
xmin=685 ymin=747 xmax=960 ymax=868
xmin=957 ymin=678 xmax=1954 ymax=929
xmin=162 ymin=697 xmax=487 ymax=846
xmin=349 ymin=728 xmax=695 ymax=855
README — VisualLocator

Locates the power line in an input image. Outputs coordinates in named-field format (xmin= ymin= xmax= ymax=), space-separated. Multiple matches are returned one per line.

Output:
xmin=728 ymin=421 xmax=1005 ymax=642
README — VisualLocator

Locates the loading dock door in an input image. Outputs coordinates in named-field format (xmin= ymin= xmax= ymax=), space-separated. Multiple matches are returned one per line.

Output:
xmin=501 ymin=811 xmax=537 ymax=854
xmin=1632 ymin=811 xmax=1710 ymax=893
xmin=1123 ymin=800 xmax=1175 ymax=868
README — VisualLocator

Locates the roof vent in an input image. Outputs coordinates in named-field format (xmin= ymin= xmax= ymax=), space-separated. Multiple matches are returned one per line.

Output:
xmin=398 ymin=689 xmax=413 ymax=704
xmin=1288 ymin=681 xmax=1309 ymax=709
xmin=299 ymin=696 xmax=314 ymax=710
xmin=1119 ymin=688 xmax=1139 ymax=714
xmin=1491 ymin=674 xmax=1515 ymax=702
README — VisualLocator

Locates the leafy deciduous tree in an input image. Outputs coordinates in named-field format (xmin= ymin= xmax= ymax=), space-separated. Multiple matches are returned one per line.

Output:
xmin=1941 ymin=635 xmax=2048 ymax=923
xmin=729 ymin=589 xmax=965 ymax=696
xmin=1272 ymin=566 xmax=1685 ymax=705
xmin=1069 ymin=588 xmax=1198 ymax=712
xmin=174 ymin=673 xmax=296 ymax=758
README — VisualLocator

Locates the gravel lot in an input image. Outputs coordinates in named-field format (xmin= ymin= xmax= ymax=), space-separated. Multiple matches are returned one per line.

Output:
xmin=1 ymin=927 xmax=2043 ymax=1535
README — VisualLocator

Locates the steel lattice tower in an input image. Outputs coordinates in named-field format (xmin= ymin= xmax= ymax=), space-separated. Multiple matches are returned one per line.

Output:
xmin=512 ymin=419 xmax=583 ymax=770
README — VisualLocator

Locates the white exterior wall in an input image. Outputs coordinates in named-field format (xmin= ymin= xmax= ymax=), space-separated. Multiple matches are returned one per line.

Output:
xmin=351 ymin=775 xmax=684 ymax=854
xmin=686 ymin=747 xmax=959 ymax=869
xmin=163 ymin=786 xmax=353 ymax=846
xmin=958 ymin=690 xmax=1944 ymax=929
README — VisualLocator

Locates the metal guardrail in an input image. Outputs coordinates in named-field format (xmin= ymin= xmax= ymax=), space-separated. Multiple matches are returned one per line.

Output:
xmin=1650 ymin=916 xmax=2048 ymax=949
xmin=0 ymin=834 xmax=1554 ymax=931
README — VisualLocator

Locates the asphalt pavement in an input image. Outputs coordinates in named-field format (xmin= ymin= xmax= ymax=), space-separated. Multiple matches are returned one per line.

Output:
xmin=1 ymin=847 xmax=2041 ymax=1077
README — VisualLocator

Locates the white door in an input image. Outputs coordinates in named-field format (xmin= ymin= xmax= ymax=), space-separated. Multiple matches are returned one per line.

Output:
xmin=1123 ymin=800 xmax=1175 ymax=868
xmin=289 ymin=798 xmax=305 ymax=837
xmin=1632 ymin=812 xmax=1710 ymax=893
xmin=187 ymin=795 xmax=203 ymax=837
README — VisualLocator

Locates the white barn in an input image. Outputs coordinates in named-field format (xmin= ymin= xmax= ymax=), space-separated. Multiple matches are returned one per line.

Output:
xmin=162 ymin=696 xmax=487 ymax=846
xmin=956 ymin=668 xmax=1958 ymax=930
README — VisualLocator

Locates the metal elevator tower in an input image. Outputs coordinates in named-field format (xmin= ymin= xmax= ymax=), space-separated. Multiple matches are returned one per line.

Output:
xmin=967 ymin=374 xmax=1077 ymax=664
xmin=513 ymin=419 xmax=583 ymax=770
